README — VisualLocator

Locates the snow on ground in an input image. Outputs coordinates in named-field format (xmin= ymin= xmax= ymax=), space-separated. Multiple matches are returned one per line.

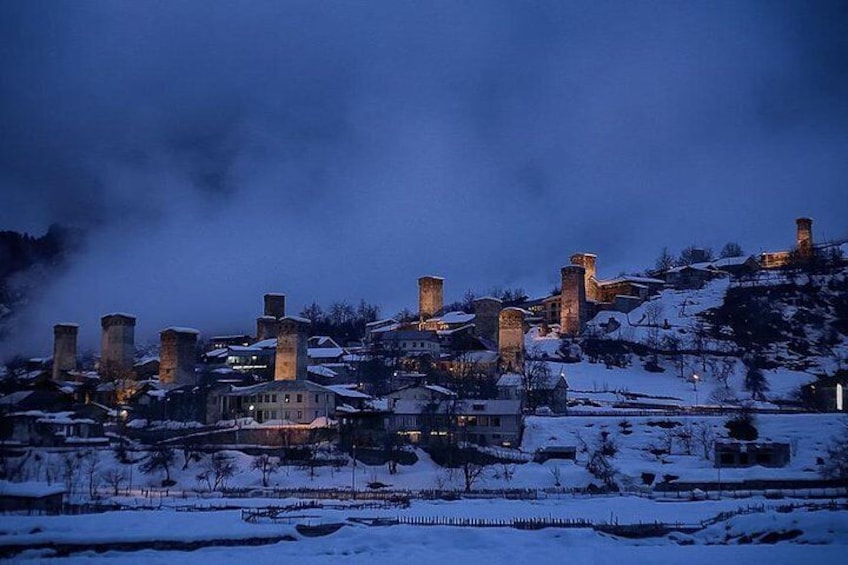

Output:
xmin=7 ymin=413 xmax=845 ymax=500
xmin=6 ymin=504 xmax=848 ymax=563
xmin=522 ymin=413 xmax=846 ymax=485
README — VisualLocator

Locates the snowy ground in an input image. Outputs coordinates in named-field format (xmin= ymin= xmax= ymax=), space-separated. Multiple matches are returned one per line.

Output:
xmin=6 ymin=413 xmax=845 ymax=499
xmin=4 ymin=499 xmax=848 ymax=563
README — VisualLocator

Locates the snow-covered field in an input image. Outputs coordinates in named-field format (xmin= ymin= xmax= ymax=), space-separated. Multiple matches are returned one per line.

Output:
xmin=5 ymin=498 xmax=848 ymax=563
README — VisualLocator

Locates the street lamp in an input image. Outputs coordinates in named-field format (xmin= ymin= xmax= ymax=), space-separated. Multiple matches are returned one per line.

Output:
xmin=692 ymin=374 xmax=700 ymax=406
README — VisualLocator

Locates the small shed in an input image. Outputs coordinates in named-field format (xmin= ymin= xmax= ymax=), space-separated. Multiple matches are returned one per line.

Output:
xmin=714 ymin=442 xmax=790 ymax=468
xmin=0 ymin=481 xmax=66 ymax=514
xmin=534 ymin=446 xmax=577 ymax=463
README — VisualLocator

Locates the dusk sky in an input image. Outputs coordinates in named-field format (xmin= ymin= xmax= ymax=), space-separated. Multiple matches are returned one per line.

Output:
xmin=1 ymin=1 xmax=846 ymax=354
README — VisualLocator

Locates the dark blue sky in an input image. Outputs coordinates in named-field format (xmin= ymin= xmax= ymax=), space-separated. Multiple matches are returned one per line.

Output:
xmin=1 ymin=1 xmax=846 ymax=354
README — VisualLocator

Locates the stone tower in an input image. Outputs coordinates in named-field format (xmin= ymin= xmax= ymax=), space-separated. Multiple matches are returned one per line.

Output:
xmin=52 ymin=323 xmax=79 ymax=380
xmin=498 ymin=307 xmax=525 ymax=372
xmin=256 ymin=316 xmax=278 ymax=342
xmin=159 ymin=327 xmax=199 ymax=385
xmin=560 ymin=265 xmax=586 ymax=337
xmin=100 ymin=313 xmax=136 ymax=376
xmin=796 ymin=217 xmax=813 ymax=260
xmin=473 ymin=296 xmax=502 ymax=344
xmin=263 ymin=293 xmax=286 ymax=318
xmin=256 ymin=293 xmax=286 ymax=341
xmin=418 ymin=276 xmax=444 ymax=323
xmin=275 ymin=316 xmax=310 ymax=381
xmin=570 ymin=253 xmax=599 ymax=301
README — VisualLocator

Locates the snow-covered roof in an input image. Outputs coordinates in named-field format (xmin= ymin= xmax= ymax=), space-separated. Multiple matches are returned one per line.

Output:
xmin=496 ymin=373 xmax=523 ymax=387
xmin=102 ymin=312 xmax=136 ymax=319
xmin=205 ymin=348 xmax=228 ymax=357
xmin=0 ymin=390 xmax=34 ymax=406
xmin=161 ymin=326 xmax=200 ymax=335
xmin=308 ymin=347 xmax=345 ymax=359
xmin=598 ymin=275 xmax=665 ymax=286
xmin=711 ymin=256 xmax=756 ymax=268
xmin=308 ymin=365 xmax=338 ymax=378
xmin=437 ymin=323 xmax=476 ymax=336
xmin=366 ymin=318 xmax=399 ymax=328
xmin=429 ymin=311 xmax=475 ymax=325
xmin=308 ymin=336 xmax=339 ymax=348
xmin=424 ymin=384 xmax=456 ymax=396
xmin=282 ymin=315 xmax=311 ymax=324
xmin=325 ymin=385 xmax=372 ymax=399
xmin=0 ymin=481 xmax=66 ymax=498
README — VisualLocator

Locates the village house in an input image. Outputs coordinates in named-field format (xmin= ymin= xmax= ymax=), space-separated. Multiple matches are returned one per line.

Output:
xmin=388 ymin=397 xmax=523 ymax=447
xmin=219 ymin=379 xmax=335 ymax=425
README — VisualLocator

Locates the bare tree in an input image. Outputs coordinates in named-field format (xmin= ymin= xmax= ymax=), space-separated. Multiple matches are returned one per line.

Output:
xmin=744 ymin=359 xmax=770 ymax=401
xmin=549 ymin=464 xmax=562 ymax=487
xmin=692 ymin=421 xmax=715 ymax=460
xmin=101 ymin=467 xmax=128 ymax=496
xmin=60 ymin=452 xmax=83 ymax=495
xmin=675 ymin=422 xmax=696 ymax=456
xmin=82 ymin=450 xmax=100 ymax=499
xmin=198 ymin=452 xmax=236 ymax=491
xmin=655 ymin=247 xmax=675 ymax=273
xmin=720 ymin=242 xmax=744 ymax=259
xmin=252 ymin=453 xmax=280 ymax=487
xmin=461 ymin=457 xmax=486 ymax=492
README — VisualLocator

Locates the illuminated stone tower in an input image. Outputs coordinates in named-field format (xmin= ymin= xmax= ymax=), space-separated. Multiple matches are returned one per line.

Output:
xmin=159 ymin=327 xmax=199 ymax=385
xmin=275 ymin=316 xmax=310 ymax=381
xmin=473 ymin=296 xmax=503 ymax=344
xmin=100 ymin=313 xmax=136 ymax=375
xmin=570 ymin=253 xmax=598 ymax=301
xmin=498 ymin=307 xmax=525 ymax=372
xmin=52 ymin=323 xmax=79 ymax=380
xmin=560 ymin=265 xmax=586 ymax=337
xmin=418 ymin=276 xmax=444 ymax=323
xmin=796 ymin=217 xmax=813 ymax=260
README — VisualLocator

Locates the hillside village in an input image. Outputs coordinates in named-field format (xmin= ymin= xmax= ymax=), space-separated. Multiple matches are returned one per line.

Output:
xmin=1 ymin=217 xmax=847 ymax=521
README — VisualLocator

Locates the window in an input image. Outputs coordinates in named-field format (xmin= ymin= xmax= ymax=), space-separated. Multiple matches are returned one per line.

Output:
xmin=272 ymin=394 xmax=277 ymax=403
xmin=315 ymin=394 xmax=319 ymax=403
xmin=271 ymin=410 xmax=277 ymax=419
xmin=284 ymin=411 xmax=290 ymax=419
xmin=296 ymin=394 xmax=303 ymax=403
xmin=297 ymin=410 xmax=303 ymax=419
xmin=492 ymin=417 xmax=501 ymax=427
xmin=315 ymin=410 xmax=318 ymax=418
xmin=720 ymin=453 xmax=734 ymax=465
xmin=284 ymin=394 xmax=290 ymax=403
